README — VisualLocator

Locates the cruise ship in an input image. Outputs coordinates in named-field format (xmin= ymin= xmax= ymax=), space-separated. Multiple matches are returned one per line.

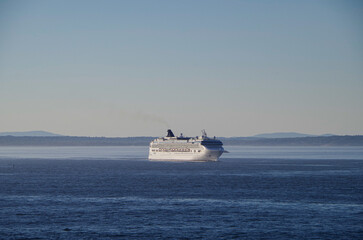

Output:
xmin=148 ymin=129 xmax=225 ymax=161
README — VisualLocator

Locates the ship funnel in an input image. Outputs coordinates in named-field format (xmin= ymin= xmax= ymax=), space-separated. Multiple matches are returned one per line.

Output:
xmin=166 ymin=129 xmax=175 ymax=137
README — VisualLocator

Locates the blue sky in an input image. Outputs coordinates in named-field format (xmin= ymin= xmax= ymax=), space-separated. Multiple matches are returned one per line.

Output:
xmin=0 ymin=0 xmax=362 ymax=137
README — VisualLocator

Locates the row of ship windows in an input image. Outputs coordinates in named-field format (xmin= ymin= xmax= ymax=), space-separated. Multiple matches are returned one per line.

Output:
xmin=152 ymin=148 xmax=201 ymax=153
xmin=152 ymin=145 xmax=200 ymax=148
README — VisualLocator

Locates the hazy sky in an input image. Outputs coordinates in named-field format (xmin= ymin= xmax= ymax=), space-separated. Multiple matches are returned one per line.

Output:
xmin=1 ymin=0 xmax=362 ymax=137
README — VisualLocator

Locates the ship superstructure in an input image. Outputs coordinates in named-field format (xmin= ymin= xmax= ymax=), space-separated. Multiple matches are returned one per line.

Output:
xmin=148 ymin=129 xmax=224 ymax=161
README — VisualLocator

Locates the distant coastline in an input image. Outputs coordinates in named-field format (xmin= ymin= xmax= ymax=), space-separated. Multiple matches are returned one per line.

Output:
xmin=0 ymin=135 xmax=362 ymax=146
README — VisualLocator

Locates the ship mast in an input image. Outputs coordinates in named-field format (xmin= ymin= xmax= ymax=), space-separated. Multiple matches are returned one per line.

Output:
xmin=201 ymin=129 xmax=207 ymax=138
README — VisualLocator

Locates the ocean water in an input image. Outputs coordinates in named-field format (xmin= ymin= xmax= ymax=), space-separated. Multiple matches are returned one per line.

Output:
xmin=0 ymin=146 xmax=362 ymax=239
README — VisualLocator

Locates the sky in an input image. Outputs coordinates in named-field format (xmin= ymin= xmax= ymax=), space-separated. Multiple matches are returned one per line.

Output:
xmin=0 ymin=0 xmax=362 ymax=137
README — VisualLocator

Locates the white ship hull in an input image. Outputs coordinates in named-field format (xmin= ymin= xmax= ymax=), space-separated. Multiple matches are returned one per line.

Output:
xmin=149 ymin=146 xmax=223 ymax=162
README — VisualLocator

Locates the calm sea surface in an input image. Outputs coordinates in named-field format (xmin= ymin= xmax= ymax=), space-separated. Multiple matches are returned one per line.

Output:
xmin=0 ymin=146 xmax=362 ymax=239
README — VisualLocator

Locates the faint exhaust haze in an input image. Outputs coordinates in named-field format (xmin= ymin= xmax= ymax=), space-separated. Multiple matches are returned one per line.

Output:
xmin=132 ymin=111 xmax=170 ymax=128
xmin=118 ymin=109 xmax=170 ymax=130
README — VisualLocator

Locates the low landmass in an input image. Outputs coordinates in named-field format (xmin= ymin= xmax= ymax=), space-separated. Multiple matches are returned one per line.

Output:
xmin=251 ymin=132 xmax=329 ymax=138
xmin=220 ymin=136 xmax=363 ymax=146
xmin=0 ymin=131 xmax=62 ymax=137
xmin=0 ymin=136 xmax=153 ymax=146
xmin=0 ymin=135 xmax=362 ymax=146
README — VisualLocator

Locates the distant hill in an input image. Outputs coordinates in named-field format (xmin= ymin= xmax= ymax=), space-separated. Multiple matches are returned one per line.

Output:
xmin=0 ymin=131 xmax=62 ymax=137
xmin=252 ymin=132 xmax=321 ymax=138
xmin=0 ymin=136 xmax=153 ymax=146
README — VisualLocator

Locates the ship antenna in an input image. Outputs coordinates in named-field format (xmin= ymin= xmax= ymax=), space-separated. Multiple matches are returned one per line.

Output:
xmin=202 ymin=129 xmax=207 ymax=138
